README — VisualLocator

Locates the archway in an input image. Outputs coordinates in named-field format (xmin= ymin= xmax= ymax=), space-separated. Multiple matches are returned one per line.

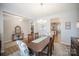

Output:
xmin=50 ymin=17 xmax=61 ymax=43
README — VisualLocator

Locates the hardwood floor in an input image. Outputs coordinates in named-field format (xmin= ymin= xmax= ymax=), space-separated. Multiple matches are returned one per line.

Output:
xmin=53 ymin=43 xmax=70 ymax=56
xmin=3 ymin=38 xmax=28 ymax=56
xmin=3 ymin=38 xmax=70 ymax=56
xmin=4 ymin=45 xmax=19 ymax=56
xmin=54 ymin=33 xmax=61 ymax=43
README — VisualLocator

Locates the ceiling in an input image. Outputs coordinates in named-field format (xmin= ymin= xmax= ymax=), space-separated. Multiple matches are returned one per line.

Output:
xmin=0 ymin=3 xmax=78 ymax=19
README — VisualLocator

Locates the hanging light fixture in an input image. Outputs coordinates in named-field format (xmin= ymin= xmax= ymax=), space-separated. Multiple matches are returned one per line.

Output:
xmin=19 ymin=19 xmax=23 ymax=22
xmin=40 ymin=3 xmax=43 ymax=6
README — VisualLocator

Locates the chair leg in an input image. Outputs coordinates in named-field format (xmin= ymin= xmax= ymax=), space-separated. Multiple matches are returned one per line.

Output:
xmin=36 ymin=52 xmax=41 ymax=56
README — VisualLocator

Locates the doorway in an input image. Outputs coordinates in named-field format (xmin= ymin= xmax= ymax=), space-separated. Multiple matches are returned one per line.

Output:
xmin=50 ymin=18 xmax=61 ymax=43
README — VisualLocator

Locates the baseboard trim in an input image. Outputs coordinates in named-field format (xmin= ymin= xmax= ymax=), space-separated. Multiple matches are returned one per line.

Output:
xmin=60 ymin=42 xmax=70 ymax=46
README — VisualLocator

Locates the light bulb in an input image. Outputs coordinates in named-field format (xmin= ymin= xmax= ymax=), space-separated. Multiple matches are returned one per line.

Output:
xmin=19 ymin=19 xmax=22 ymax=22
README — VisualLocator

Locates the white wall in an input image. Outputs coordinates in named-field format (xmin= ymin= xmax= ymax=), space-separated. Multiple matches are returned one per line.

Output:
xmin=52 ymin=4 xmax=78 ymax=45
xmin=33 ymin=10 xmax=78 ymax=45
xmin=59 ymin=12 xmax=77 ymax=45
xmin=4 ymin=13 xmax=31 ymax=43
xmin=34 ymin=19 xmax=50 ymax=36
xmin=76 ymin=4 xmax=79 ymax=36
xmin=47 ymin=11 xmax=78 ymax=45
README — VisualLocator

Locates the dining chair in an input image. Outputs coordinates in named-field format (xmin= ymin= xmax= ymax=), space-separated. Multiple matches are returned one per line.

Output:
xmin=28 ymin=33 xmax=35 ymax=55
xmin=35 ymin=33 xmax=39 ymax=39
xmin=28 ymin=33 xmax=35 ymax=43
xmin=16 ymin=40 xmax=29 ymax=56
xmin=48 ymin=35 xmax=55 ymax=56
xmin=28 ymin=34 xmax=32 ymax=43
xmin=70 ymin=37 xmax=77 ymax=56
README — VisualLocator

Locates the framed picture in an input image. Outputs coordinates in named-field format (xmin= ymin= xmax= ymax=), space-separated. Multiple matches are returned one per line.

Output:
xmin=65 ymin=22 xmax=71 ymax=30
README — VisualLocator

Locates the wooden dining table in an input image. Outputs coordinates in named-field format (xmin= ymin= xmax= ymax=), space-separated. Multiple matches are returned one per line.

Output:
xmin=27 ymin=36 xmax=50 ymax=55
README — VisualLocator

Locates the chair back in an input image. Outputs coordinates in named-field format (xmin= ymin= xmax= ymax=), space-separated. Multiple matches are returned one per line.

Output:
xmin=28 ymin=34 xmax=34 ymax=43
xmin=48 ymin=35 xmax=55 ymax=56
xmin=35 ymin=33 xmax=39 ymax=39
xmin=16 ymin=40 xmax=29 ymax=56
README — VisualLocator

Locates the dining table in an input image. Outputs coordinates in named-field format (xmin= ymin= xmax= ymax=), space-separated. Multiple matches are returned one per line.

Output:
xmin=27 ymin=36 xmax=50 ymax=55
